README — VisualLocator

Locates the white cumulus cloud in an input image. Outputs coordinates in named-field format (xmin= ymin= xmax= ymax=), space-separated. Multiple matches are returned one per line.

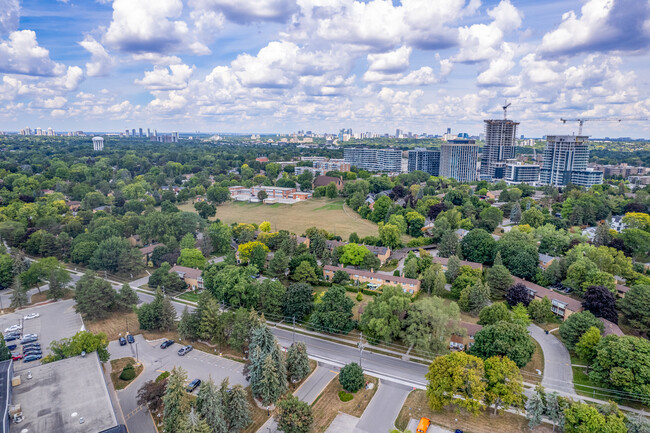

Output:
xmin=134 ymin=64 xmax=195 ymax=90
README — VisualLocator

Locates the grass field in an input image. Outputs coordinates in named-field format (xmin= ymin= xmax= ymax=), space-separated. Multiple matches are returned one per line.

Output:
xmin=110 ymin=357 xmax=143 ymax=390
xmin=179 ymin=198 xmax=381 ymax=239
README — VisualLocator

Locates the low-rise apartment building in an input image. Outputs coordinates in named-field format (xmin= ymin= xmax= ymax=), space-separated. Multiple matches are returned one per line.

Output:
xmin=513 ymin=276 xmax=582 ymax=320
xmin=325 ymin=240 xmax=391 ymax=264
xmin=323 ymin=265 xmax=420 ymax=294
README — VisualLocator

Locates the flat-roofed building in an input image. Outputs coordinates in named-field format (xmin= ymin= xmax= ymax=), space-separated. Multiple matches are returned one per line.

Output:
xmin=513 ymin=276 xmax=582 ymax=320
xmin=440 ymin=139 xmax=478 ymax=182
xmin=408 ymin=148 xmax=440 ymax=175
xmin=344 ymin=148 xmax=402 ymax=172
xmin=505 ymin=160 xmax=541 ymax=184
xmin=540 ymin=135 xmax=603 ymax=187
xmin=481 ymin=119 xmax=518 ymax=180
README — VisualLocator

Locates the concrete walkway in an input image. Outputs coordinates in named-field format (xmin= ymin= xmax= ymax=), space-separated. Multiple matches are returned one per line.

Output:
xmin=528 ymin=324 xmax=574 ymax=393
xmin=354 ymin=380 xmax=411 ymax=433
xmin=257 ymin=364 xmax=337 ymax=433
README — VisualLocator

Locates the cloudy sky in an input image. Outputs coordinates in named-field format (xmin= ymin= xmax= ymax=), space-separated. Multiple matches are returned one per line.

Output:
xmin=1 ymin=0 xmax=650 ymax=137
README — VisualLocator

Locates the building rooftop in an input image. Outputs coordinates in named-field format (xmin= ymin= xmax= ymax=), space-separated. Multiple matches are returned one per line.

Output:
xmin=512 ymin=276 xmax=583 ymax=313
xmin=323 ymin=265 xmax=419 ymax=286
xmin=313 ymin=175 xmax=342 ymax=188
xmin=170 ymin=265 xmax=202 ymax=280
xmin=11 ymin=354 xmax=117 ymax=433
xmin=139 ymin=242 xmax=163 ymax=255
xmin=599 ymin=318 xmax=625 ymax=337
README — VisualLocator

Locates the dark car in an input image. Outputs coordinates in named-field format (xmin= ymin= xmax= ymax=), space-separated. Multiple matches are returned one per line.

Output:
xmin=119 ymin=336 xmax=127 ymax=346
xmin=7 ymin=345 xmax=16 ymax=351
xmin=23 ymin=351 xmax=42 ymax=357
xmin=4 ymin=334 xmax=19 ymax=342
xmin=23 ymin=354 xmax=42 ymax=362
xmin=127 ymin=334 xmax=135 ymax=344
xmin=160 ymin=339 xmax=175 ymax=349
xmin=177 ymin=345 xmax=193 ymax=356
xmin=21 ymin=337 xmax=37 ymax=344
xmin=186 ymin=378 xmax=201 ymax=393
xmin=22 ymin=343 xmax=40 ymax=349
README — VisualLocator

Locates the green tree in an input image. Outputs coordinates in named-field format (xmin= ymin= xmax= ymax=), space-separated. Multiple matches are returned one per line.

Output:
xmin=458 ymin=280 xmax=491 ymax=315
xmin=258 ymin=279 xmax=286 ymax=318
xmin=163 ymin=367 xmax=191 ymax=433
xmin=276 ymin=394 xmax=313 ymax=433
xmin=293 ymin=261 xmax=318 ymax=284
xmin=257 ymin=354 xmax=285 ymax=406
xmin=74 ymin=272 xmax=118 ymax=320
xmin=617 ymin=285 xmax=650 ymax=334
xmin=525 ymin=391 xmax=544 ymax=429
xmin=137 ymin=289 xmax=177 ymax=331
xmin=268 ymin=249 xmax=289 ymax=277
xmin=589 ymin=335 xmax=650 ymax=398
xmin=310 ymin=286 xmax=355 ymax=334
xmin=470 ymin=321 xmax=535 ymax=368
xmin=485 ymin=257 xmax=514 ymax=293
xmin=563 ymin=401 xmax=626 ymax=433
xmin=438 ymin=230 xmax=459 ymax=258
xmin=178 ymin=248 xmax=207 ymax=269
xmin=378 ymin=223 xmax=402 ymax=250
xmin=426 ymin=352 xmax=486 ymax=414
xmin=511 ymin=303 xmax=532 ymax=327
xmin=226 ymin=384 xmax=252 ymax=432
xmin=484 ymin=356 xmax=525 ymax=415
xmin=180 ymin=233 xmax=196 ymax=250
xmin=460 ymin=229 xmax=496 ymax=264
xmin=593 ymin=221 xmax=612 ymax=247
xmin=9 ymin=277 xmax=28 ymax=309
xmin=527 ymin=297 xmax=554 ymax=324
xmin=0 ymin=335 xmax=11 ymax=361
xmin=339 ymin=243 xmax=372 ymax=267
xmin=286 ymin=342 xmax=311 ymax=383
xmin=479 ymin=206 xmax=504 ymax=233
xmin=575 ymin=326 xmax=601 ymax=366
xmin=510 ymin=202 xmax=522 ymax=223
xmin=206 ymin=185 xmax=230 ymax=204
xmin=116 ymin=283 xmax=139 ymax=311
xmin=478 ymin=303 xmax=511 ymax=326
xmin=559 ymin=311 xmax=604 ymax=350
xmin=450 ymin=266 xmax=481 ymax=299
xmin=496 ymin=231 xmax=539 ymax=280
xmin=339 ymin=362 xmax=364 ymax=392
xmin=283 ymin=283 xmax=314 ymax=321
xmin=45 ymin=331 xmax=110 ymax=363
xmin=332 ymin=269 xmax=350 ymax=284
xmin=207 ymin=222 xmax=233 ymax=254
xmin=403 ymin=296 xmax=461 ymax=355
xmin=520 ymin=207 xmax=545 ymax=228
xmin=360 ymin=286 xmax=411 ymax=342
xmin=325 ymin=182 xmax=338 ymax=199
xmin=0 ymin=254 xmax=14 ymax=290
xmin=182 ymin=408 xmax=211 ymax=433
xmin=196 ymin=378 xmax=227 ymax=433
xmin=445 ymin=255 xmax=461 ymax=282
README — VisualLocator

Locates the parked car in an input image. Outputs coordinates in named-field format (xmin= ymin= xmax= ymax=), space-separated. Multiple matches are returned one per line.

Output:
xmin=22 ymin=346 xmax=40 ymax=352
xmin=416 ymin=417 xmax=431 ymax=433
xmin=119 ymin=336 xmax=127 ymax=346
xmin=127 ymin=334 xmax=135 ymax=344
xmin=4 ymin=335 xmax=19 ymax=342
xmin=23 ymin=354 xmax=42 ymax=362
xmin=21 ymin=337 xmax=37 ymax=344
xmin=4 ymin=325 xmax=21 ymax=333
xmin=186 ymin=378 xmax=201 ymax=393
xmin=22 ymin=342 xmax=40 ymax=348
xmin=23 ymin=350 xmax=41 ymax=357
xmin=23 ymin=313 xmax=40 ymax=320
xmin=177 ymin=345 xmax=193 ymax=356
xmin=22 ymin=334 xmax=37 ymax=339
xmin=160 ymin=340 xmax=175 ymax=349
xmin=7 ymin=345 xmax=16 ymax=351
xmin=12 ymin=354 xmax=23 ymax=361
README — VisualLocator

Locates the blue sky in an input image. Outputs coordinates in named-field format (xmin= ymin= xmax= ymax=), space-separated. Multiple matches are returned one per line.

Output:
xmin=1 ymin=0 xmax=650 ymax=137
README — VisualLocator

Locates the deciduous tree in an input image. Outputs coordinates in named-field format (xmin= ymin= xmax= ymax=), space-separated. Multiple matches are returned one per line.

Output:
xmin=559 ymin=311 xmax=604 ymax=350
xmin=426 ymin=352 xmax=486 ymax=414
xmin=470 ymin=321 xmax=535 ymax=368
xmin=484 ymin=356 xmax=525 ymax=415
xmin=582 ymin=285 xmax=618 ymax=324
xmin=339 ymin=362 xmax=364 ymax=392
xmin=276 ymin=395 xmax=313 ymax=433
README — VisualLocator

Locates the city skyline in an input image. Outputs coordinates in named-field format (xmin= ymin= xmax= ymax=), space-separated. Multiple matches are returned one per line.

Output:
xmin=1 ymin=0 xmax=650 ymax=137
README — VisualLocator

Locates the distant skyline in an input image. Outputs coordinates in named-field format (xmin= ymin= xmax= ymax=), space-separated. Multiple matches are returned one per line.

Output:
xmin=1 ymin=0 xmax=650 ymax=138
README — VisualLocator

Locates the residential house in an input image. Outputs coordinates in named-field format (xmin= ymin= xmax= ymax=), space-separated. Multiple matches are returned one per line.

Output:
xmin=127 ymin=234 xmax=142 ymax=247
xmin=454 ymin=228 xmax=469 ymax=239
xmin=538 ymin=253 xmax=557 ymax=269
xmin=450 ymin=322 xmax=483 ymax=351
xmin=513 ymin=276 xmax=583 ymax=320
xmin=599 ymin=318 xmax=624 ymax=337
xmin=66 ymin=200 xmax=81 ymax=214
xmin=486 ymin=190 xmax=502 ymax=200
xmin=169 ymin=265 xmax=203 ymax=290
xmin=324 ymin=240 xmax=391 ymax=265
xmin=610 ymin=215 xmax=627 ymax=233
xmin=139 ymin=243 xmax=163 ymax=264
xmin=322 ymin=265 xmax=421 ymax=294
xmin=616 ymin=284 xmax=630 ymax=298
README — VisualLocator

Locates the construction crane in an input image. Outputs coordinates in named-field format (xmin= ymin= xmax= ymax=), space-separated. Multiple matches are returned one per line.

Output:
xmin=560 ymin=117 xmax=650 ymax=135
xmin=502 ymin=101 xmax=511 ymax=120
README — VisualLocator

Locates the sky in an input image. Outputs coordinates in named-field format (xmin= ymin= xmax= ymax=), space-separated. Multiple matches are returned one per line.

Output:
xmin=1 ymin=0 xmax=650 ymax=138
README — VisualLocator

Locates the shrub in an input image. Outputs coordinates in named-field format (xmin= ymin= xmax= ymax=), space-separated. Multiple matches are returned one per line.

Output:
xmin=120 ymin=364 xmax=136 ymax=381
xmin=339 ymin=362 xmax=364 ymax=392
xmin=356 ymin=292 xmax=363 ymax=302
xmin=156 ymin=371 xmax=170 ymax=382
xmin=338 ymin=391 xmax=353 ymax=402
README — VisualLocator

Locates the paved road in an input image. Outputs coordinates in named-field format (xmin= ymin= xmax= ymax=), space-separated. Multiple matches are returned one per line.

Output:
xmin=354 ymin=380 xmax=411 ymax=433
xmin=108 ymin=334 xmax=247 ymax=433
xmin=528 ymin=324 xmax=574 ymax=393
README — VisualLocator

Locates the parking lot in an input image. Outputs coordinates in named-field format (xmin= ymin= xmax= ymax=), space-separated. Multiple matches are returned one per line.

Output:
xmin=0 ymin=300 xmax=84 ymax=371
xmin=109 ymin=335 xmax=248 ymax=433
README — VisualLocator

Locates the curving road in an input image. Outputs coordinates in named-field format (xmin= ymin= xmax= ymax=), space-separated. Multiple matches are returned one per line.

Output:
xmin=528 ymin=324 xmax=574 ymax=394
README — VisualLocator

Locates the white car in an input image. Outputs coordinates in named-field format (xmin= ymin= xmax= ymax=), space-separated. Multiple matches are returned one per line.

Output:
xmin=4 ymin=325 xmax=21 ymax=333
xmin=23 ymin=313 xmax=40 ymax=320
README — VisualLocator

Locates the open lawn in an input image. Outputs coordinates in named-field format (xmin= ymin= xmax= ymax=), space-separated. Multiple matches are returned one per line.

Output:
xmin=177 ymin=291 xmax=200 ymax=303
xmin=521 ymin=339 xmax=544 ymax=384
xmin=310 ymin=374 xmax=378 ymax=432
xmin=179 ymin=198 xmax=381 ymax=239
xmin=395 ymin=390 xmax=555 ymax=433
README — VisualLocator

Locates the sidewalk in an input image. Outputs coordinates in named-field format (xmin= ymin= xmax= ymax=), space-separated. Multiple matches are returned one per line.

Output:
xmin=256 ymin=364 xmax=337 ymax=433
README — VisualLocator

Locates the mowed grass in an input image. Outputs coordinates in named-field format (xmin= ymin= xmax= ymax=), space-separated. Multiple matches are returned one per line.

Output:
xmin=178 ymin=198 xmax=380 ymax=239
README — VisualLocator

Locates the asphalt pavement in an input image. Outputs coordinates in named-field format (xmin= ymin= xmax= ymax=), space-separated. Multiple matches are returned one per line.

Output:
xmin=354 ymin=380 xmax=411 ymax=433
xmin=528 ymin=324 xmax=575 ymax=393
xmin=108 ymin=334 xmax=248 ymax=433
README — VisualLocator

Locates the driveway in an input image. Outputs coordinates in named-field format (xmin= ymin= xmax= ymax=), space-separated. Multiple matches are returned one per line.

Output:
xmin=354 ymin=380 xmax=411 ymax=433
xmin=108 ymin=335 xmax=247 ymax=433
xmin=528 ymin=324 xmax=574 ymax=393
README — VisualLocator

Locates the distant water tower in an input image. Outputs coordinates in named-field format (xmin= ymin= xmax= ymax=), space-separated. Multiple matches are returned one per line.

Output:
xmin=92 ymin=136 xmax=104 ymax=151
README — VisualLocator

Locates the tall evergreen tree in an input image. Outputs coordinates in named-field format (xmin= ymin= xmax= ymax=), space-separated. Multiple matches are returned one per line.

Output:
xmin=9 ymin=277 xmax=28 ymax=309
xmin=116 ymin=283 xmax=139 ymax=310
xmin=163 ymin=367 xmax=191 ymax=433
xmin=510 ymin=202 xmax=522 ymax=224
xmin=593 ymin=221 xmax=612 ymax=247
xmin=268 ymin=249 xmax=289 ymax=277
xmin=178 ymin=307 xmax=201 ymax=341
xmin=445 ymin=255 xmax=461 ymax=282
xmin=0 ymin=335 xmax=11 ymax=361
xmin=181 ymin=408 xmax=211 ymax=433
xmin=226 ymin=384 xmax=251 ymax=432
xmin=197 ymin=378 xmax=227 ymax=433
xmin=286 ymin=342 xmax=310 ymax=383
xmin=159 ymin=294 xmax=178 ymax=331
xmin=258 ymin=354 xmax=285 ymax=406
